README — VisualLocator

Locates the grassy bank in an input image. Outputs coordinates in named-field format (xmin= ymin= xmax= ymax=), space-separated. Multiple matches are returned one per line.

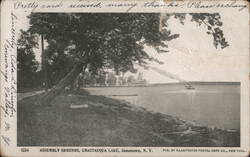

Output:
xmin=17 ymin=90 xmax=240 ymax=147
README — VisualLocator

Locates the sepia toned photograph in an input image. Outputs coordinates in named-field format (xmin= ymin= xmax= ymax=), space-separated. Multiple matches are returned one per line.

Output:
xmin=1 ymin=0 xmax=250 ymax=156
xmin=16 ymin=12 xmax=241 ymax=147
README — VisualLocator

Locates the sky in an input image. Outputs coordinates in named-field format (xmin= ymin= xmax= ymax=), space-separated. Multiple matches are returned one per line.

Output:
xmin=17 ymin=12 xmax=249 ymax=84
xmin=142 ymin=13 xmax=249 ymax=83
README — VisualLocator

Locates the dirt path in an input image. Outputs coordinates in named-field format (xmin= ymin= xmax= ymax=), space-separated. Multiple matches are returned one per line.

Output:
xmin=17 ymin=90 xmax=44 ymax=101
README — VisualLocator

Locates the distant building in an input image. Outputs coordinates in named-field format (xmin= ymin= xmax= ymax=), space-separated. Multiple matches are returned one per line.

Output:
xmin=80 ymin=70 xmax=148 ymax=87
xmin=128 ymin=72 xmax=147 ymax=86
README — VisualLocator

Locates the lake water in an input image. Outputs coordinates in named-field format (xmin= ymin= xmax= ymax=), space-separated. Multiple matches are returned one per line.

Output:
xmin=84 ymin=83 xmax=240 ymax=130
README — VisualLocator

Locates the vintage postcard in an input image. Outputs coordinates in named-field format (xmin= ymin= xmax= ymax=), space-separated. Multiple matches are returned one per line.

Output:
xmin=0 ymin=0 xmax=249 ymax=156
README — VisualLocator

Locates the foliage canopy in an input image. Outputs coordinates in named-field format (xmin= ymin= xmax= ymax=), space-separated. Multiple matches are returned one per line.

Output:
xmin=26 ymin=13 xmax=229 ymax=76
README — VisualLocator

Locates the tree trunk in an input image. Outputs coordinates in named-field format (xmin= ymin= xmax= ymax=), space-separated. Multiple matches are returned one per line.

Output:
xmin=40 ymin=61 xmax=84 ymax=105
xmin=41 ymin=34 xmax=49 ymax=92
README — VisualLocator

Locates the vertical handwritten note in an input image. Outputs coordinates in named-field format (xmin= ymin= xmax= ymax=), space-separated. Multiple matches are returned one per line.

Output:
xmin=1 ymin=11 xmax=18 ymax=147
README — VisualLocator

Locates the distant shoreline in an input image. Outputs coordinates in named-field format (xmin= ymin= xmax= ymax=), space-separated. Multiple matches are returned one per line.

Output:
xmin=150 ymin=81 xmax=240 ymax=86
xmin=83 ymin=81 xmax=240 ymax=88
